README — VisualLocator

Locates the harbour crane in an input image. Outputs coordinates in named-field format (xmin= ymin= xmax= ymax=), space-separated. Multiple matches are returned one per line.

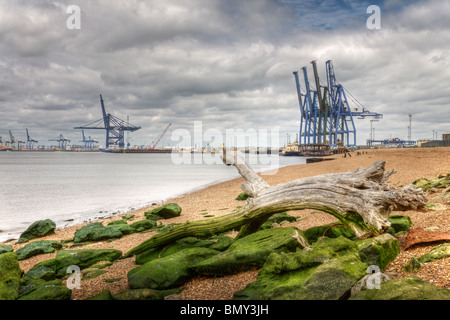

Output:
xmin=80 ymin=130 xmax=98 ymax=150
xmin=49 ymin=134 xmax=70 ymax=150
xmin=26 ymin=129 xmax=38 ymax=149
xmin=293 ymin=60 xmax=383 ymax=147
xmin=9 ymin=130 xmax=16 ymax=149
xmin=149 ymin=123 xmax=172 ymax=150
xmin=74 ymin=95 xmax=141 ymax=149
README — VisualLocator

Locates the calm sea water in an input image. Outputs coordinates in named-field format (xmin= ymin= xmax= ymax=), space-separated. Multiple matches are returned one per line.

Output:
xmin=0 ymin=151 xmax=307 ymax=242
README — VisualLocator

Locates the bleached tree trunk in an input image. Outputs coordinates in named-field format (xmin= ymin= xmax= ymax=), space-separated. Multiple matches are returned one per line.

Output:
xmin=125 ymin=150 xmax=426 ymax=257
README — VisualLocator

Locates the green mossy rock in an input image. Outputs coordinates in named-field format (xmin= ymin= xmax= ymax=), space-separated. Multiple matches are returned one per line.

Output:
xmin=135 ymin=237 xmax=215 ymax=265
xmin=28 ymin=249 xmax=122 ymax=278
xmin=235 ymin=192 xmax=250 ymax=201
xmin=260 ymin=213 xmax=297 ymax=229
xmin=0 ymin=244 xmax=13 ymax=256
xmin=0 ymin=252 xmax=23 ymax=300
xmin=18 ymin=219 xmax=56 ymax=244
xmin=209 ymin=235 xmax=234 ymax=251
xmin=387 ymin=215 xmax=412 ymax=235
xmin=85 ymin=289 xmax=114 ymax=300
xmin=350 ymin=276 xmax=450 ymax=300
xmin=128 ymin=247 xmax=219 ymax=290
xmin=357 ymin=233 xmax=400 ymax=270
xmin=73 ymin=222 xmax=123 ymax=243
xmin=304 ymin=223 xmax=356 ymax=243
xmin=18 ymin=279 xmax=71 ymax=300
xmin=16 ymin=240 xmax=63 ymax=260
xmin=234 ymin=236 xmax=367 ymax=300
xmin=113 ymin=288 xmax=181 ymax=300
xmin=130 ymin=219 xmax=157 ymax=232
xmin=144 ymin=203 xmax=182 ymax=220
xmin=412 ymin=174 xmax=450 ymax=191
xmin=418 ymin=243 xmax=450 ymax=263
xmin=23 ymin=265 xmax=56 ymax=282
xmin=193 ymin=227 xmax=306 ymax=276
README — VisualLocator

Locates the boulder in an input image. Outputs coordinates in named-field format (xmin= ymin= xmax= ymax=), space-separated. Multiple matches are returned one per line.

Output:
xmin=0 ymin=244 xmax=13 ymax=256
xmin=73 ymin=222 xmax=123 ymax=243
xmin=16 ymin=240 xmax=63 ymax=260
xmin=128 ymin=247 xmax=219 ymax=290
xmin=23 ymin=265 xmax=56 ymax=282
xmin=386 ymin=215 xmax=412 ymax=235
xmin=144 ymin=203 xmax=182 ymax=220
xmin=129 ymin=219 xmax=157 ymax=232
xmin=412 ymin=173 xmax=450 ymax=191
xmin=357 ymin=233 xmax=400 ymax=270
xmin=135 ymin=237 xmax=215 ymax=265
xmin=27 ymin=249 xmax=122 ymax=278
xmin=350 ymin=276 xmax=450 ymax=300
xmin=192 ymin=227 xmax=306 ymax=276
xmin=417 ymin=243 xmax=450 ymax=263
xmin=18 ymin=219 xmax=56 ymax=244
xmin=303 ymin=223 xmax=356 ymax=243
xmin=18 ymin=279 xmax=71 ymax=300
xmin=233 ymin=236 xmax=367 ymax=300
xmin=85 ymin=289 xmax=114 ymax=300
xmin=235 ymin=192 xmax=249 ymax=201
xmin=113 ymin=288 xmax=181 ymax=300
xmin=260 ymin=213 xmax=297 ymax=230
xmin=0 ymin=252 xmax=23 ymax=300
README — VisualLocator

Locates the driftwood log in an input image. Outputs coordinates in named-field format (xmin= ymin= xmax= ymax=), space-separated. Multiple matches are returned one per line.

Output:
xmin=126 ymin=150 xmax=426 ymax=257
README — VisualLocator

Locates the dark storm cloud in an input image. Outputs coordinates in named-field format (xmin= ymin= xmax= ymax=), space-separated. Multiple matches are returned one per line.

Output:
xmin=0 ymin=0 xmax=449 ymax=147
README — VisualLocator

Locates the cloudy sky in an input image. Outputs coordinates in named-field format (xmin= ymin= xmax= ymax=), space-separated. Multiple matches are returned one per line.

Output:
xmin=0 ymin=0 xmax=449 ymax=148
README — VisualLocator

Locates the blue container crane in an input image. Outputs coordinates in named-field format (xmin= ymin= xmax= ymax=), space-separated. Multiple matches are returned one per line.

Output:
xmin=74 ymin=95 xmax=141 ymax=149
xmin=294 ymin=60 xmax=382 ymax=147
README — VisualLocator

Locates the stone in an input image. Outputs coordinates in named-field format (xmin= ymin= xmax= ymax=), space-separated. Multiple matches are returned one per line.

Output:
xmin=412 ymin=174 xmax=450 ymax=191
xmin=425 ymin=202 xmax=447 ymax=211
xmin=130 ymin=219 xmax=157 ymax=232
xmin=0 ymin=244 xmax=13 ymax=256
xmin=18 ymin=219 xmax=56 ymax=244
xmin=386 ymin=215 xmax=412 ymax=235
xmin=0 ymin=252 xmax=23 ymax=300
xmin=128 ymin=247 xmax=219 ymax=290
xmin=73 ymin=222 xmax=123 ymax=243
xmin=27 ymin=249 xmax=122 ymax=278
xmin=356 ymin=233 xmax=400 ymax=270
xmin=144 ymin=203 xmax=182 ymax=220
xmin=85 ymin=290 xmax=114 ymax=300
xmin=350 ymin=276 xmax=450 ymax=300
xmin=16 ymin=240 xmax=63 ymax=260
xmin=18 ymin=279 xmax=72 ymax=300
xmin=135 ymin=237 xmax=215 ymax=265
xmin=23 ymin=265 xmax=56 ymax=282
xmin=235 ymin=192 xmax=250 ymax=201
xmin=113 ymin=288 xmax=181 ymax=300
xmin=193 ymin=227 xmax=307 ymax=276
xmin=304 ymin=223 xmax=356 ymax=243
xmin=233 ymin=236 xmax=367 ymax=300
xmin=417 ymin=243 xmax=450 ymax=263
xmin=260 ymin=213 xmax=297 ymax=230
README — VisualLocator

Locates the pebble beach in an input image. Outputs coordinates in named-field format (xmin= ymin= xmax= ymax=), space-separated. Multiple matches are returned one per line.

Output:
xmin=3 ymin=147 xmax=450 ymax=300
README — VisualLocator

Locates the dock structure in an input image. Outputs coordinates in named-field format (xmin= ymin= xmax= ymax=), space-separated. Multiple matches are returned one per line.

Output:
xmin=293 ymin=60 xmax=383 ymax=148
xmin=74 ymin=95 xmax=141 ymax=149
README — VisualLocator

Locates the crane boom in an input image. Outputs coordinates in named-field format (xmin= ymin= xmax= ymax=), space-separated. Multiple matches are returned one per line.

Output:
xmin=150 ymin=124 xmax=172 ymax=150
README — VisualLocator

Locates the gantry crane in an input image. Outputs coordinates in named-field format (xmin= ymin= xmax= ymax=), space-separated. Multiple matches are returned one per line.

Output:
xmin=26 ymin=129 xmax=38 ymax=149
xmin=80 ymin=130 xmax=98 ymax=150
xmin=149 ymin=124 xmax=172 ymax=150
xmin=74 ymin=95 xmax=141 ymax=149
xmin=293 ymin=60 xmax=382 ymax=147
xmin=49 ymin=134 xmax=70 ymax=150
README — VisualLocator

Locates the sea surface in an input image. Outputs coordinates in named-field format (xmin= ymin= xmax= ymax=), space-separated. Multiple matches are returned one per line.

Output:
xmin=0 ymin=151 xmax=307 ymax=242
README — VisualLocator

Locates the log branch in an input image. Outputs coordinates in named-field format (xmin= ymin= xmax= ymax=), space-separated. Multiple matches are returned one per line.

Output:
xmin=125 ymin=151 xmax=426 ymax=257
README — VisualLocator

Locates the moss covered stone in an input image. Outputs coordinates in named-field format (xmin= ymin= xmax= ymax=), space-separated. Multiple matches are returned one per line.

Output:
xmin=387 ymin=215 xmax=412 ymax=235
xmin=193 ymin=227 xmax=306 ymax=276
xmin=304 ymin=223 xmax=356 ymax=243
xmin=235 ymin=192 xmax=250 ymax=201
xmin=233 ymin=236 xmax=367 ymax=300
xmin=18 ymin=219 xmax=56 ymax=244
xmin=356 ymin=233 xmax=400 ymax=270
xmin=260 ymin=213 xmax=297 ymax=230
xmin=73 ymin=222 xmax=123 ymax=243
xmin=0 ymin=244 xmax=13 ymax=256
xmin=144 ymin=203 xmax=182 ymax=220
xmin=28 ymin=249 xmax=122 ymax=278
xmin=16 ymin=240 xmax=63 ymax=260
xmin=412 ymin=173 xmax=450 ymax=191
xmin=128 ymin=247 xmax=219 ymax=290
xmin=113 ymin=288 xmax=181 ymax=300
xmin=18 ymin=279 xmax=71 ymax=300
xmin=0 ymin=252 xmax=23 ymax=300
xmin=135 ymin=237 xmax=215 ymax=265
xmin=350 ymin=276 xmax=450 ymax=300
xmin=418 ymin=243 xmax=450 ymax=263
